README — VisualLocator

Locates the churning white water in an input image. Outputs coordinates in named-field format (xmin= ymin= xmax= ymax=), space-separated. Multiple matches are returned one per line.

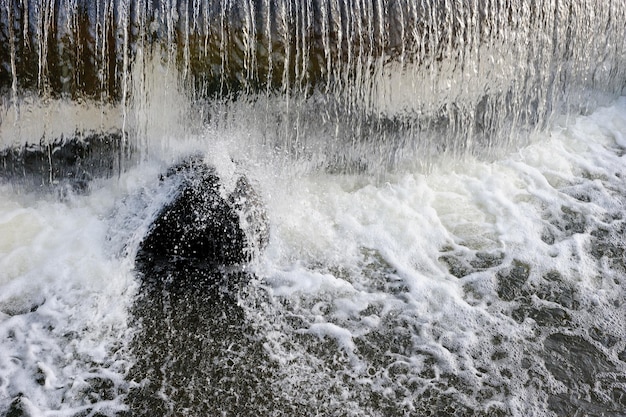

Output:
xmin=1 ymin=0 xmax=626 ymax=415
xmin=247 ymin=97 xmax=626 ymax=416
xmin=0 ymin=96 xmax=625 ymax=416
xmin=0 ymin=183 xmax=134 ymax=415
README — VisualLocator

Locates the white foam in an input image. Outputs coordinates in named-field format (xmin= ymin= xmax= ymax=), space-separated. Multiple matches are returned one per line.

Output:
xmin=243 ymin=97 xmax=626 ymax=414
xmin=1 ymin=97 xmax=625 ymax=415
xmin=0 ymin=183 xmax=137 ymax=414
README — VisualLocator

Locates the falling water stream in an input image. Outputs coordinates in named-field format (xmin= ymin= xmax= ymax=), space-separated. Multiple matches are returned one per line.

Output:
xmin=1 ymin=1 xmax=626 ymax=416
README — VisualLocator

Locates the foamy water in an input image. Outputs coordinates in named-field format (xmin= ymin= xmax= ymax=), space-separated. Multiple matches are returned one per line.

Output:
xmin=246 ymin=97 xmax=626 ymax=415
xmin=1 ymin=97 xmax=624 ymax=415
xmin=0 ymin=183 xmax=134 ymax=415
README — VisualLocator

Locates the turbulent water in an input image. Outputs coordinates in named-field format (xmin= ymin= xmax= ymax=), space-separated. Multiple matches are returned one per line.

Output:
xmin=1 ymin=1 xmax=626 ymax=416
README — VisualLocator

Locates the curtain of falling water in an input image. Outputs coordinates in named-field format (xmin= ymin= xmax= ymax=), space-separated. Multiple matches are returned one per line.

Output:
xmin=1 ymin=0 xmax=625 ymax=172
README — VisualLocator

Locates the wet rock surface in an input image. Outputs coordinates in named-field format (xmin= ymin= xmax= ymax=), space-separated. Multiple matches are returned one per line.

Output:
xmin=135 ymin=159 xmax=248 ymax=272
xmin=133 ymin=157 xmax=269 ymax=290
xmin=0 ymin=133 xmax=130 ymax=192
xmin=126 ymin=158 xmax=276 ymax=416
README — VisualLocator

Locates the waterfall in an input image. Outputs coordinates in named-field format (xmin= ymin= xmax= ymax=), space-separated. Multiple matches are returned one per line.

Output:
xmin=2 ymin=0 xmax=625 ymax=172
